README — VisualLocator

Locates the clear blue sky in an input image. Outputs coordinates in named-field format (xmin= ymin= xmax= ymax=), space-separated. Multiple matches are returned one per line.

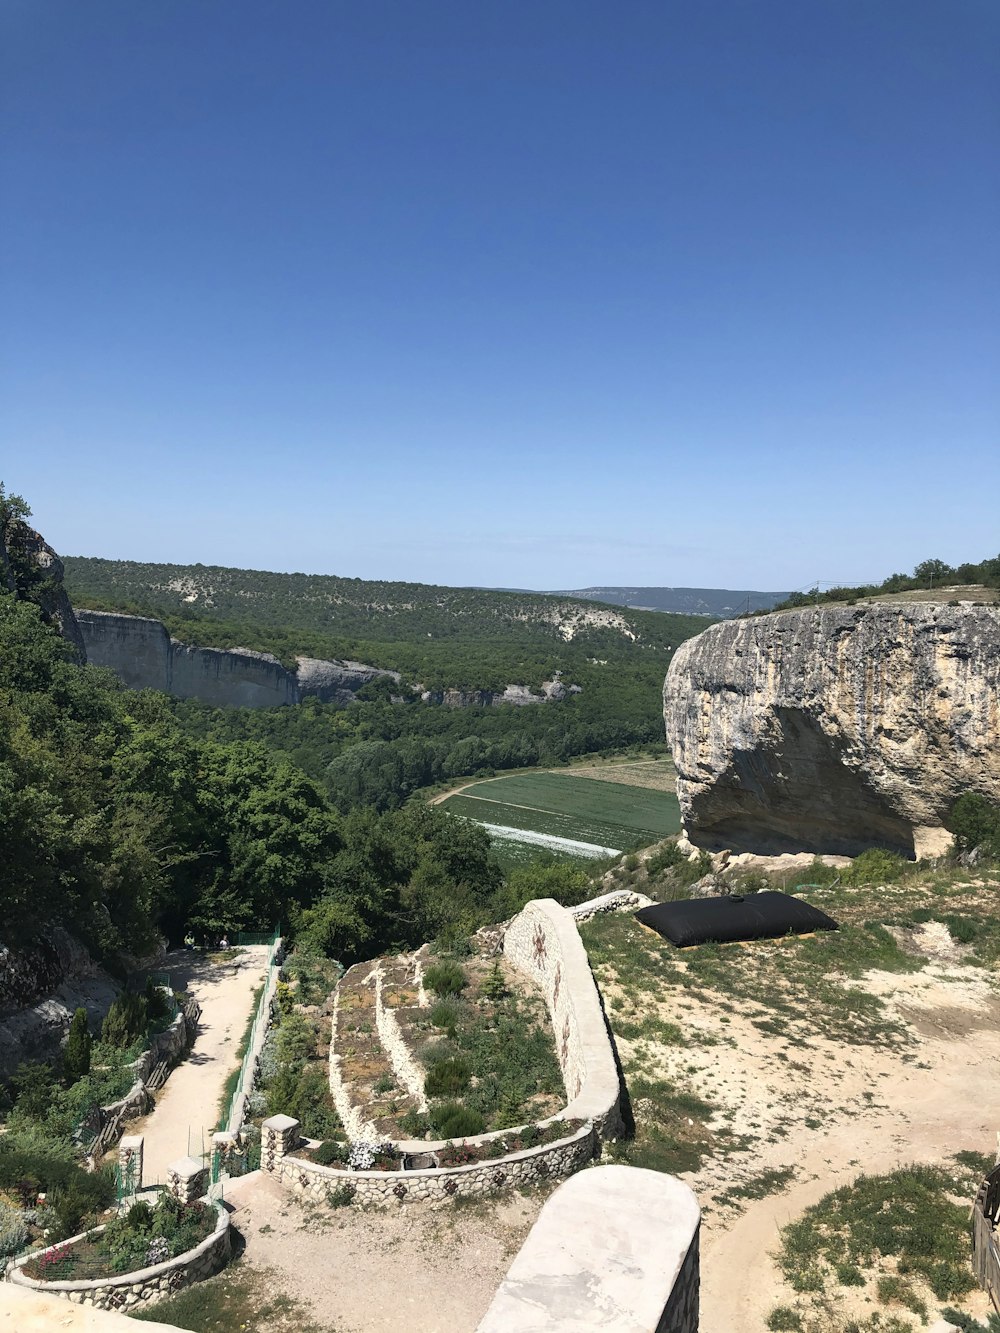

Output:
xmin=2 ymin=1 xmax=997 ymax=590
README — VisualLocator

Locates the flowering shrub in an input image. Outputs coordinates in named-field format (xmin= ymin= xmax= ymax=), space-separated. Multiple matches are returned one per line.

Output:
xmin=145 ymin=1236 xmax=170 ymax=1266
xmin=35 ymin=1243 xmax=76 ymax=1279
xmin=347 ymin=1140 xmax=397 ymax=1172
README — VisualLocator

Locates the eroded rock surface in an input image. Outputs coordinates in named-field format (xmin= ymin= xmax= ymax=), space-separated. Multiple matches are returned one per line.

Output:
xmin=663 ymin=603 xmax=1000 ymax=857
xmin=0 ymin=930 xmax=118 ymax=1079
xmin=1 ymin=521 xmax=85 ymax=657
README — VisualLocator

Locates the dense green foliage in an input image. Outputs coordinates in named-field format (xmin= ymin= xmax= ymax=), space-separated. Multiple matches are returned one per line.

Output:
xmin=63 ymin=553 xmax=710 ymax=811
xmin=173 ymin=688 xmax=670 ymax=814
xmin=948 ymin=792 xmax=1000 ymax=859
xmin=769 ymin=552 xmax=1000 ymax=612
xmin=0 ymin=575 xmax=518 ymax=961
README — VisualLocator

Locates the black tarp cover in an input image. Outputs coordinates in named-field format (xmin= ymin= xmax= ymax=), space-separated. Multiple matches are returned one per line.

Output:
xmin=634 ymin=891 xmax=838 ymax=948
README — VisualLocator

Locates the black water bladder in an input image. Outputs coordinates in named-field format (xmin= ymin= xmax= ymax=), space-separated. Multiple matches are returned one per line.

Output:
xmin=634 ymin=891 xmax=838 ymax=947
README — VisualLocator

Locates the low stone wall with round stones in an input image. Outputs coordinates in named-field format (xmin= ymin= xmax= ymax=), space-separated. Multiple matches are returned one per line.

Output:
xmin=270 ymin=1119 xmax=596 ymax=1205
xmin=6 ymin=1201 xmax=230 ymax=1312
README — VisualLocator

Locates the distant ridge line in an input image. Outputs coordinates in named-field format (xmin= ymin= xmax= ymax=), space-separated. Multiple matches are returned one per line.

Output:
xmin=539 ymin=586 xmax=791 ymax=619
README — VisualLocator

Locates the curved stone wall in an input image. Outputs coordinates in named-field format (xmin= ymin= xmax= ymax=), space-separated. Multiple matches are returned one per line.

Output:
xmin=271 ymin=1119 xmax=596 ymax=1205
xmin=7 ymin=1201 xmax=230 ymax=1312
xmin=503 ymin=898 xmax=625 ymax=1138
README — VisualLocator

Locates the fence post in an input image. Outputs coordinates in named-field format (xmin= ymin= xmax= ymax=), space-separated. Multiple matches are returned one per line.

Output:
xmin=167 ymin=1155 xmax=209 ymax=1203
xmin=118 ymin=1135 xmax=144 ymax=1199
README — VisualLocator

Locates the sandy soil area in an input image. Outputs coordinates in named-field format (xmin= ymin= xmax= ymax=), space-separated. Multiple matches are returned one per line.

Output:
xmin=126 ymin=946 xmax=270 ymax=1183
xmin=613 ymin=922 xmax=1000 ymax=1333
xmin=224 ymin=1170 xmax=549 ymax=1333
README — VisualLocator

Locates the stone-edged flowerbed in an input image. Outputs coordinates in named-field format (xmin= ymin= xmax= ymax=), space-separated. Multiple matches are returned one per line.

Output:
xmin=330 ymin=945 xmax=562 ymax=1144
xmin=269 ymin=1116 xmax=596 ymax=1205
xmin=6 ymin=1196 xmax=230 ymax=1311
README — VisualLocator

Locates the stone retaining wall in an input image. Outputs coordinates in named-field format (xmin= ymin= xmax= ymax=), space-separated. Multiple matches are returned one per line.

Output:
xmin=6 ymin=1201 xmax=230 ymax=1312
xmin=503 ymin=898 xmax=625 ymax=1138
xmin=270 ymin=1118 xmax=596 ymax=1205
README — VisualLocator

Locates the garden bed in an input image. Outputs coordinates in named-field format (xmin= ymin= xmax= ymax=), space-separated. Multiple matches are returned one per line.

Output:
xmin=8 ymin=1194 xmax=230 ymax=1311
xmin=331 ymin=943 xmax=563 ymax=1143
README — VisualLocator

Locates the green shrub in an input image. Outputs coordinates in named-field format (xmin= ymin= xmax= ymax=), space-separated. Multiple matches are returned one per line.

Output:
xmin=429 ymin=999 xmax=458 ymax=1030
xmin=0 ymin=1198 xmax=29 ymax=1258
xmin=430 ymin=1102 xmax=484 ymax=1138
xmin=101 ymin=993 xmax=148 ymax=1049
xmin=644 ymin=842 xmax=685 ymax=877
xmin=480 ymin=961 xmax=507 ymax=1002
xmin=423 ymin=961 xmax=467 ymax=997
xmin=265 ymin=1065 xmax=340 ymax=1140
xmin=326 ymin=1184 xmax=355 ymax=1207
xmin=765 ymin=1310 xmax=803 ymax=1333
xmin=314 ymin=1140 xmax=348 ymax=1167
xmin=424 ymin=1057 xmax=471 ymax=1098
xmin=842 ymin=848 xmax=908 ymax=886
xmin=948 ymin=793 xmax=1000 ymax=858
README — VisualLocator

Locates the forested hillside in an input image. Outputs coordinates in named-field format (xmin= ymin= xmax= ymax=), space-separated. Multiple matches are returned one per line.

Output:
xmin=63 ymin=555 xmax=713 ymax=810
xmin=64 ymin=556 xmax=706 ymax=685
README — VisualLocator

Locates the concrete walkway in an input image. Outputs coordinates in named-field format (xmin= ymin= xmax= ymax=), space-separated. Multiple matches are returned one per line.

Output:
xmin=128 ymin=946 xmax=270 ymax=1184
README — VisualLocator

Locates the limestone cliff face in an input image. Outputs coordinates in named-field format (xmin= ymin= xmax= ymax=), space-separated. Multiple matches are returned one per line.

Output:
xmin=77 ymin=611 xmax=401 ymax=709
xmin=663 ymin=603 xmax=1000 ymax=858
xmin=296 ymin=656 xmax=400 ymax=704
xmin=77 ymin=610 xmax=298 ymax=707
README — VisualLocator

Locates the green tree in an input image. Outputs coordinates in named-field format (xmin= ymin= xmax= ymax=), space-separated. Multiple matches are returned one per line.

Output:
xmin=63 ymin=1008 xmax=92 ymax=1083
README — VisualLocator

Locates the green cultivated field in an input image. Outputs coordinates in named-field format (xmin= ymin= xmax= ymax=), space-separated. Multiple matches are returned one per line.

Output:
xmin=441 ymin=771 xmax=681 ymax=855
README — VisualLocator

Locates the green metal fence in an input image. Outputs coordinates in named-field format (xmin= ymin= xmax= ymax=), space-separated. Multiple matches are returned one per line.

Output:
xmin=233 ymin=930 xmax=281 ymax=946
xmin=220 ymin=933 xmax=282 ymax=1134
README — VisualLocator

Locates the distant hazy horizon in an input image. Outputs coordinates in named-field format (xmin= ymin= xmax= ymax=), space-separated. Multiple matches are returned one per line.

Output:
xmin=3 ymin=2 xmax=997 ymax=589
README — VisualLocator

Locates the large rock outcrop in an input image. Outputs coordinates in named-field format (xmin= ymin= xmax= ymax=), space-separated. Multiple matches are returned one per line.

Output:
xmin=296 ymin=655 xmax=401 ymax=704
xmin=663 ymin=603 xmax=1000 ymax=858
xmin=76 ymin=609 xmax=581 ymax=711
xmin=0 ymin=930 xmax=119 ymax=1080
xmin=1 ymin=520 xmax=86 ymax=658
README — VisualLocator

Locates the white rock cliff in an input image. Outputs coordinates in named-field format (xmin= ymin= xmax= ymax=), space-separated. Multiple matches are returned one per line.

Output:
xmin=663 ymin=603 xmax=1000 ymax=857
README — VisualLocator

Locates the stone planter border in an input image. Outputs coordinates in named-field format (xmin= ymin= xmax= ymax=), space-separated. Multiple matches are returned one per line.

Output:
xmin=6 ymin=1199 xmax=230 ymax=1311
xmin=272 ymin=1118 xmax=596 ymax=1205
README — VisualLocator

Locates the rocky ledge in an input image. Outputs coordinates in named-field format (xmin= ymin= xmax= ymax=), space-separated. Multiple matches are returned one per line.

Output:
xmin=663 ymin=602 xmax=1000 ymax=858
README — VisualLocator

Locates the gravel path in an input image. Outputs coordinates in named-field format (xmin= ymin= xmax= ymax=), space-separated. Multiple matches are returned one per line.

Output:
xmin=224 ymin=1171 xmax=549 ymax=1333
xmin=127 ymin=946 xmax=270 ymax=1183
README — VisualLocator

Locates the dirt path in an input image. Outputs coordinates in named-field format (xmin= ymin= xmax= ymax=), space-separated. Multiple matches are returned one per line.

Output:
xmin=224 ymin=1171 xmax=548 ymax=1332
xmin=699 ymin=1021 xmax=1000 ymax=1331
xmin=127 ymin=946 xmax=270 ymax=1183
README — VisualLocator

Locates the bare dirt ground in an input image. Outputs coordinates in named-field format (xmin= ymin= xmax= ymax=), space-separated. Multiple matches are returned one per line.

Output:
xmin=224 ymin=1170 xmax=550 ymax=1333
xmin=582 ymin=882 xmax=1000 ymax=1333
xmin=696 ymin=975 xmax=1000 ymax=1331
xmin=126 ymin=946 xmax=270 ymax=1183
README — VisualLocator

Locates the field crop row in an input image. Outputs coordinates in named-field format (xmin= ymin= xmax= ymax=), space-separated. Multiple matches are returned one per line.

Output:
xmin=440 ymin=770 xmax=680 ymax=854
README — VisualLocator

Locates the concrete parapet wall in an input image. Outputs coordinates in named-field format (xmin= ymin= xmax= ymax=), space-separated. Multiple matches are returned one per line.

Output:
xmin=503 ymin=898 xmax=624 ymax=1138
xmin=273 ymin=1120 xmax=596 ymax=1205
xmin=6 ymin=1200 xmax=230 ymax=1313
xmin=476 ymin=1165 xmax=700 ymax=1333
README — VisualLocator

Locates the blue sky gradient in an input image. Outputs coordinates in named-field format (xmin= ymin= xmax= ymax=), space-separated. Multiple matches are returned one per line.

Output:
xmin=2 ymin=1 xmax=997 ymax=589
